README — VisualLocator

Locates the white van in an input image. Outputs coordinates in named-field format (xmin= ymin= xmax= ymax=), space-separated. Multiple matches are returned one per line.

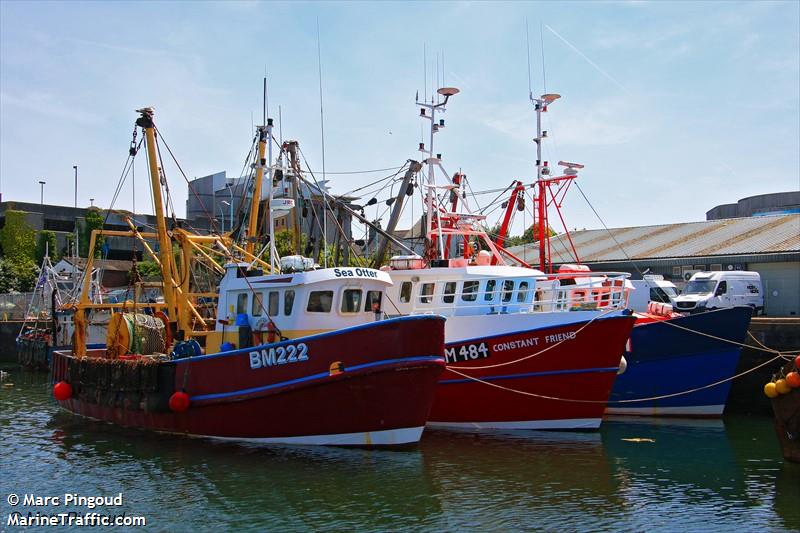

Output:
xmin=628 ymin=275 xmax=680 ymax=313
xmin=672 ymin=271 xmax=763 ymax=315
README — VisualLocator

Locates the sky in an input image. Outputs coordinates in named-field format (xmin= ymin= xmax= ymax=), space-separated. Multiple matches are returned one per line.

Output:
xmin=1 ymin=0 xmax=798 ymax=239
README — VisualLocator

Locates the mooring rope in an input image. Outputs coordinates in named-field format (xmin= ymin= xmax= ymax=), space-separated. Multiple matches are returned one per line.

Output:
xmin=445 ymin=309 xmax=798 ymax=403
xmin=448 ymin=307 xmax=621 ymax=371
xmin=445 ymin=352 xmax=792 ymax=404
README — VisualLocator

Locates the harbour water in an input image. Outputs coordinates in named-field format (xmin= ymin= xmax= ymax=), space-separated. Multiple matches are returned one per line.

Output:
xmin=1 ymin=367 xmax=798 ymax=531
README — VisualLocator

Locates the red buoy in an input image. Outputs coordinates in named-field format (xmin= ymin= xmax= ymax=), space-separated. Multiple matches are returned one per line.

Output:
xmin=53 ymin=381 xmax=72 ymax=401
xmin=169 ymin=391 xmax=190 ymax=413
xmin=796 ymin=354 xmax=800 ymax=370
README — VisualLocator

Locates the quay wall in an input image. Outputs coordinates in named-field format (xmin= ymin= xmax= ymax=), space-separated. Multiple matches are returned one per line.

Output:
xmin=726 ymin=317 xmax=800 ymax=415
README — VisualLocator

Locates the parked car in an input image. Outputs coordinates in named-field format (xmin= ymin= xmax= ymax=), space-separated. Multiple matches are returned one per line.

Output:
xmin=628 ymin=275 xmax=680 ymax=313
xmin=673 ymin=271 xmax=763 ymax=315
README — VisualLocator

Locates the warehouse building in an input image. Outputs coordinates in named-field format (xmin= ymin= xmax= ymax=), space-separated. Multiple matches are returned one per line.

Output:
xmin=0 ymin=201 xmax=197 ymax=261
xmin=507 ymin=213 xmax=799 ymax=316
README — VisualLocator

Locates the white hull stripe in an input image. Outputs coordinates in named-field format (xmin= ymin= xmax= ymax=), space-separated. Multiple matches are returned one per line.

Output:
xmin=196 ymin=426 xmax=425 ymax=446
xmin=605 ymin=404 xmax=725 ymax=417
xmin=427 ymin=418 xmax=601 ymax=430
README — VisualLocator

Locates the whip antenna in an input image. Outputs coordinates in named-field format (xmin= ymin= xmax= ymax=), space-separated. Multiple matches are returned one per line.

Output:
xmin=317 ymin=18 xmax=328 ymax=268
xmin=540 ymin=22 xmax=548 ymax=93
xmin=526 ymin=18 xmax=533 ymax=99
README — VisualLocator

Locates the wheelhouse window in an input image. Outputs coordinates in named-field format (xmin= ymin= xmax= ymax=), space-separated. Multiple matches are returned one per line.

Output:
xmin=284 ymin=290 xmax=295 ymax=315
xmin=517 ymin=281 xmax=530 ymax=303
xmin=502 ymin=280 xmax=515 ymax=303
xmin=252 ymin=292 xmax=264 ymax=316
xmin=400 ymin=282 xmax=412 ymax=303
xmin=268 ymin=291 xmax=279 ymax=316
xmin=341 ymin=289 xmax=362 ymax=313
xmin=462 ymin=281 xmax=479 ymax=302
xmin=484 ymin=279 xmax=497 ymax=301
xmin=420 ymin=283 xmax=435 ymax=304
xmin=307 ymin=291 xmax=333 ymax=313
xmin=236 ymin=293 xmax=248 ymax=314
xmin=365 ymin=290 xmax=382 ymax=312
xmin=443 ymin=282 xmax=457 ymax=304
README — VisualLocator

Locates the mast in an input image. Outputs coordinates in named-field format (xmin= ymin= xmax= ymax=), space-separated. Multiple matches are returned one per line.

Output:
xmin=247 ymin=78 xmax=273 ymax=257
xmin=373 ymin=160 xmax=421 ymax=267
xmin=247 ymin=120 xmax=272 ymax=257
xmin=417 ymin=86 xmax=459 ymax=260
xmin=531 ymin=93 xmax=560 ymax=272
xmin=136 ymin=107 xmax=178 ymax=322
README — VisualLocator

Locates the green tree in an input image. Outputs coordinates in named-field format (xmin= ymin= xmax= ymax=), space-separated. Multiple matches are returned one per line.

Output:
xmin=0 ymin=257 xmax=39 ymax=292
xmin=273 ymin=229 xmax=308 ymax=258
xmin=0 ymin=210 xmax=36 ymax=261
xmin=505 ymin=223 xmax=557 ymax=247
xmin=79 ymin=208 xmax=105 ymax=258
xmin=35 ymin=230 xmax=59 ymax=263
xmin=136 ymin=260 xmax=162 ymax=280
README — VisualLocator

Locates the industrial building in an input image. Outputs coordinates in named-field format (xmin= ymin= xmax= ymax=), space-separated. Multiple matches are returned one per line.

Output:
xmin=507 ymin=213 xmax=800 ymax=316
xmin=0 ymin=201 xmax=193 ymax=261
xmin=706 ymin=191 xmax=800 ymax=220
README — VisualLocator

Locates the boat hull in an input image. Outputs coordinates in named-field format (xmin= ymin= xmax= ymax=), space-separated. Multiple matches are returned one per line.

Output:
xmin=607 ymin=306 xmax=752 ymax=417
xmin=771 ymin=365 xmax=800 ymax=463
xmin=429 ymin=312 xmax=636 ymax=430
xmin=50 ymin=315 xmax=445 ymax=446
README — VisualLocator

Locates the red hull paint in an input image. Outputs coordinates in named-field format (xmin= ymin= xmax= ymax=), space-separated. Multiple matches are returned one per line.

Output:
xmin=431 ymin=316 xmax=635 ymax=426
xmin=51 ymin=316 xmax=445 ymax=442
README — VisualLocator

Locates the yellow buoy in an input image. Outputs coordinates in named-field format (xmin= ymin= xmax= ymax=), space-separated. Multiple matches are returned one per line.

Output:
xmin=775 ymin=378 xmax=791 ymax=395
xmin=764 ymin=382 xmax=778 ymax=398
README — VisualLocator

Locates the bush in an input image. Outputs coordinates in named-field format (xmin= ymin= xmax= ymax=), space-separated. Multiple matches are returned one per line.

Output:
xmin=35 ymin=230 xmax=59 ymax=263
xmin=79 ymin=208 xmax=105 ymax=258
xmin=0 ymin=210 xmax=36 ymax=262
xmin=0 ymin=257 xmax=40 ymax=293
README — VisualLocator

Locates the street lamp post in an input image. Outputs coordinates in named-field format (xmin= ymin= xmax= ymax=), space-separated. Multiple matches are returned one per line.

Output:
xmin=226 ymin=183 xmax=234 ymax=229
xmin=73 ymin=165 xmax=78 ymax=208
xmin=90 ymin=198 xmax=95 ymax=207
xmin=220 ymin=200 xmax=230 ymax=233
xmin=38 ymin=180 xmax=46 ymax=205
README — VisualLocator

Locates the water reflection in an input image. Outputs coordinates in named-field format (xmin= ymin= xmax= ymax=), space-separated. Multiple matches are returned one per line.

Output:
xmin=45 ymin=412 xmax=439 ymax=530
xmin=1 ymin=366 xmax=798 ymax=531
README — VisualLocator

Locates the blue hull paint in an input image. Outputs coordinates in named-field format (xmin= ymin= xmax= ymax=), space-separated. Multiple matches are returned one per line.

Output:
xmin=609 ymin=306 xmax=753 ymax=416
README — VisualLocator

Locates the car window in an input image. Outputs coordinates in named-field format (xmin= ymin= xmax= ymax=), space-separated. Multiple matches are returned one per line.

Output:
xmin=716 ymin=281 xmax=727 ymax=295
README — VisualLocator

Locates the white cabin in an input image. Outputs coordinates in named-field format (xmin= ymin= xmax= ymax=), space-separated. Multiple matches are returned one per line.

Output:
xmin=207 ymin=263 xmax=393 ymax=351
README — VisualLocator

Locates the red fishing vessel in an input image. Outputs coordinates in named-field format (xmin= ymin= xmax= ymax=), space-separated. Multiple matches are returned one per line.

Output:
xmin=383 ymin=88 xmax=635 ymax=430
xmin=50 ymin=107 xmax=446 ymax=446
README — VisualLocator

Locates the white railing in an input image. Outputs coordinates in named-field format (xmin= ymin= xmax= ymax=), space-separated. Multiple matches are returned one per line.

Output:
xmin=403 ymin=272 xmax=630 ymax=316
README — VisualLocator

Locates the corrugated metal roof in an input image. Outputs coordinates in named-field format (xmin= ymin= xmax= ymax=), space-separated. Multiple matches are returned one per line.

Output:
xmin=507 ymin=214 xmax=800 ymax=263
